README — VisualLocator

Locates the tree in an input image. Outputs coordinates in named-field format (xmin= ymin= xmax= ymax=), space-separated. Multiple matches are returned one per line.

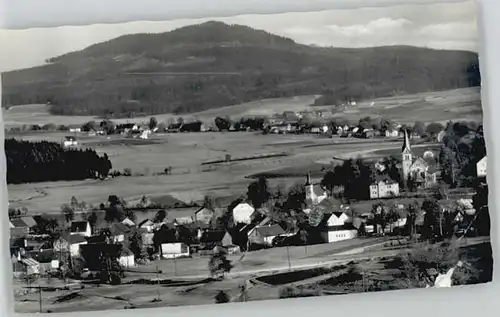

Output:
xmin=371 ymin=202 xmax=387 ymax=234
xmin=421 ymin=199 xmax=441 ymax=240
xmin=426 ymin=122 xmax=444 ymax=136
xmin=153 ymin=210 xmax=167 ymax=223
xmin=209 ymin=250 xmax=233 ymax=279
xmin=413 ymin=121 xmax=426 ymax=137
xmin=406 ymin=201 xmax=420 ymax=240
xmin=203 ymin=195 xmax=216 ymax=209
xmin=61 ymin=204 xmax=75 ymax=223
xmin=321 ymin=170 xmax=338 ymax=196
xmin=129 ymin=231 xmax=145 ymax=260
xmin=149 ymin=117 xmax=158 ymax=130
xmin=247 ymin=176 xmax=271 ymax=208
xmin=215 ymin=117 xmax=232 ymax=131
xmin=70 ymin=196 xmax=79 ymax=210
xmin=215 ymin=291 xmax=230 ymax=304
xmin=87 ymin=211 xmax=98 ymax=230
xmin=81 ymin=121 xmax=97 ymax=132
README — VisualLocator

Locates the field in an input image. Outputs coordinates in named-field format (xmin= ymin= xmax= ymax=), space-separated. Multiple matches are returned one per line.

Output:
xmin=13 ymin=238 xmax=492 ymax=313
xmin=4 ymin=87 xmax=484 ymax=213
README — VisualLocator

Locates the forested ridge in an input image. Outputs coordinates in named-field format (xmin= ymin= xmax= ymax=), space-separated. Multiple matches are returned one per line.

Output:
xmin=2 ymin=21 xmax=481 ymax=118
xmin=5 ymin=139 xmax=112 ymax=184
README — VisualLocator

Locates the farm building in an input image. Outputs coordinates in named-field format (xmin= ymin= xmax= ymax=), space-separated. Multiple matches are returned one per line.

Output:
xmin=319 ymin=212 xmax=358 ymax=243
xmin=118 ymin=247 xmax=135 ymax=268
xmin=108 ymin=223 xmax=132 ymax=243
xmin=231 ymin=202 xmax=256 ymax=225
xmin=62 ymin=136 xmax=78 ymax=148
xmin=247 ymin=224 xmax=286 ymax=246
xmin=10 ymin=216 xmax=37 ymax=234
xmin=12 ymin=258 xmax=40 ymax=278
xmin=160 ymin=242 xmax=190 ymax=259
xmin=477 ymin=156 xmax=487 ymax=178
xmin=369 ymin=179 xmax=400 ymax=199
xmin=121 ymin=217 xmax=136 ymax=228
xmin=138 ymin=219 xmax=156 ymax=232
xmin=53 ymin=234 xmax=88 ymax=257
xmin=199 ymin=230 xmax=234 ymax=250
xmin=70 ymin=221 xmax=92 ymax=237
xmin=194 ymin=207 xmax=215 ymax=225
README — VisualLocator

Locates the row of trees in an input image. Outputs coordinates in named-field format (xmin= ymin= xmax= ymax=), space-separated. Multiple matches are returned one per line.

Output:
xmin=5 ymin=139 xmax=112 ymax=184
xmin=439 ymin=121 xmax=485 ymax=187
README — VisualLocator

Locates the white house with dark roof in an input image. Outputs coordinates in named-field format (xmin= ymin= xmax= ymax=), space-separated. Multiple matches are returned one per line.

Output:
xmin=320 ymin=212 xmax=358 ymax=243
xmin=194 ymin=207 xmax=215 ymax=225
xmin=247 ymin=224 xmax=286 ymax=246
xmin=53 ymin=234 xmax=88 ymax=257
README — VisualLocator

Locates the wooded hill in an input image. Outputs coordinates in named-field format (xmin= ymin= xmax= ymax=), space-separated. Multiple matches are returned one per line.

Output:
xmin=2 ymin=21 xmax=481 ymax=118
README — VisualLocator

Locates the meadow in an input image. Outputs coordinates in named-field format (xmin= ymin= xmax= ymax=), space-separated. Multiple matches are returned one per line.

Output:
xmin=4 ymin=87 xmax=484 ymax=213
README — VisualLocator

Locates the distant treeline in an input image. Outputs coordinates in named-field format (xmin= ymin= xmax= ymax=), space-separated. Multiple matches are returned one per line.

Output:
xmin=5 ymin=139 xmax=112 ymax=184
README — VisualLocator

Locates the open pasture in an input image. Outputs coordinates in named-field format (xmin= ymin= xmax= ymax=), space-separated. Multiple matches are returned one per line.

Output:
xmin=7 ymin=130 xmax=422 ymax=213
xmin=3 ymin=87 xmax=482 ymax=130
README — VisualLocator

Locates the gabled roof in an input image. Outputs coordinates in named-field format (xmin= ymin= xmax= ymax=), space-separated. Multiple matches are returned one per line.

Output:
xmin=138 ymin=219 xmax=154 ymax=228
xmin=109 ymin=222 xmax=132 ymax=235
xmin=21 ymin=258 xmax=39 ymax=267
xmin=61 ymin=234 xmax=87 ymax=244
xmin=254 ymin=225 xmax=286 ymax=237
xmin=10 ymin=227 xmax=28 ymax=238
xmin=121 ymin=217 xmax=136 ymax=227
xmin=10 ymin=217 xmax=36 ymax=228
xmin=70 ymin=221 xmax=89 ymax=233
xmin=195 ymin=207 xmax=215 ymax=215
xmin=200 ymin=231 xmax=226 ymax=243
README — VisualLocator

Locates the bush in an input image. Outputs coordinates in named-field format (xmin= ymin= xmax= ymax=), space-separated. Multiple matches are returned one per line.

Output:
xmin=123 ymin=168 xmax=132 ymax=176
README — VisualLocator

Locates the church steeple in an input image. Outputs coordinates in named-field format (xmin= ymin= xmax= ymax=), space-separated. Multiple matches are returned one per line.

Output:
xmin=401 ymin=129 xmax=413 ymax=181
xmin=402 ymin=129 xmax=411 ymax=154
xmin=305 ymin=171 xmax=311 ymax=186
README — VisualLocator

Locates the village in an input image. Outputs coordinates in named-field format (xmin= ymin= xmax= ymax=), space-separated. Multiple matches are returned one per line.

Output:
xmin=7 ymin=109 xmax=490 ymax=312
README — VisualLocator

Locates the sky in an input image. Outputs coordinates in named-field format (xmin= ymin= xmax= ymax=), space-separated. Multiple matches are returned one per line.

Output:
xmin=0 ymin=0 xmax=478 ymax=72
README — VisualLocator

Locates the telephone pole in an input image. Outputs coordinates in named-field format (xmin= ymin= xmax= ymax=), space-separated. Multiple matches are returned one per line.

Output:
xmin=286 ymin=246 xmax=291 ymax=270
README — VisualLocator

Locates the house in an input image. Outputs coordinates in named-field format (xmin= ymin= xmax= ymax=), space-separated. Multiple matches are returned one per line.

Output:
xmin=117 ymin=123 xmax=139 ymax=134
xmin=53 ymin=234 xmax=88 ymax=257
xmin=199 ymin=230 xmax=233 ymax=250
xmin=12 ymin=258 xmax=40 ymax=277
xmin=10 ymin=216 xmax=37 ymax=234
xmin=369 ymin=179 xmax=400 ymax=199
xmin=247 ymin=224 xmax=286 ymax=246
xmin=109 ymin=223 xmax=132 ymax=243
xmin=385 ymin=129 xmax=399 ymax=138
xmin=167 ymin=123 xmax=184 ymax=133
xmin=118 ymin=247 xmax=135 ymax=268
xmin=304 ymin=173 xmax=328 ymax=213
xmin=138 ymin=219 xmax=155 ymax=233
xmin=70 ymin=221 xmax=92 ymax=237
xmin=62 ymin=136 xmax=78 ymax=148
xmin=139 ymin=130 xmax=151 ymax=139
xmin=194 ymin=207 xmax=215 ymax=225
xmin=69 ymin=128 xmax=81 ymax=133
xmin=232 ymin=202 xmax=256 ymax=225
xmin=320 ymin=212 xmax=358 ymax=243
xmin=476 ymin=156 xmax=487 ymax=178
xmin=121 ymin=217 xmax=136 ymax=228
xmin=160 ymin=242 xmax=190 ymax=259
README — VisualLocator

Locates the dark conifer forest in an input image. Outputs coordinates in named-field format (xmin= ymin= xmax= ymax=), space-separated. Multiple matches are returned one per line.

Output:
xmin=5 ymin=139 xmax=112 ymax=184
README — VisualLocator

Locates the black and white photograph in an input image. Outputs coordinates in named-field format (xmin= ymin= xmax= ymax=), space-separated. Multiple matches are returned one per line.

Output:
xmin=1 ymin=0 xmax=492 ymax=313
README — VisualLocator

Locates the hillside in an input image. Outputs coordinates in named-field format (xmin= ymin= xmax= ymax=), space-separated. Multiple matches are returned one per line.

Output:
xmin=1 ymin=21 xmax=481 ymax=118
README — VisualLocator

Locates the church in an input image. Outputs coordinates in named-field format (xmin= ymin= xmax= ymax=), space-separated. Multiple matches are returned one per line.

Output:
xmin=401 ymin=129 xmax=438 ymax=189
xmin=303 ymin=172 xmax=328 ymax=214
